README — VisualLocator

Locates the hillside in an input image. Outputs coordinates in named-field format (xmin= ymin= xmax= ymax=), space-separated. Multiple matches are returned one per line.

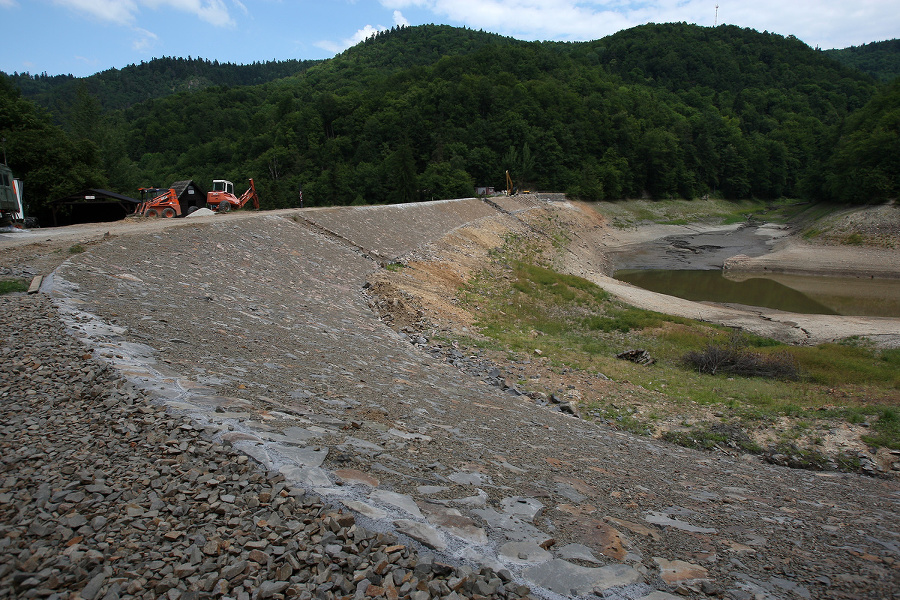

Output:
xmin=1 ymin=23 xmax=898 ymax=224
xmin=8 ymin=56 xmax=322 ymax=114
xmin=825 ymin=38 xmax=900 ymax=82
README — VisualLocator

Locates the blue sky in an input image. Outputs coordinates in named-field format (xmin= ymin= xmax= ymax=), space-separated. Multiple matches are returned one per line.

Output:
xmin=2 ymin=0 xmax=899 ymax=78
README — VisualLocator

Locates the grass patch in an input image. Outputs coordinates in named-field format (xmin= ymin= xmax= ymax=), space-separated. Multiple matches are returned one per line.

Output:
xmin=788 ymin=344 xmax=900 ymax=388
xmin=456 ymin=222 xmax=900 ymax=457
xmin=384 ymin=262 xmax=405 ymax=272
xmin=862 ymin=407 xmax=900 ymax=450
xmin=661 ymin=422 xmax=762 ymax=453
xmin=0 ymin=279 xmax=29 ymax=295
xmin=584 ymin=307 xmax=688 ymax=333
xmin=68 ymin=244 xmax=86 ymax=254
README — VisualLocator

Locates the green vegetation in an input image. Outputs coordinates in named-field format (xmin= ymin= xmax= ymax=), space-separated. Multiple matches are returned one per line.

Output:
xmin=824 ymin=39 xmax=900 ymax=83
xmin=0 ymin=279 xmax=28 ymax=294
xmin=457 ymin=225 xmax=900 ymax=461
xmin=68 ymin=244 xmax=86 ymax=254
xmin=661 ymin=422 xmax=762 ymax=454
xmin=2 ymin=23 xmax=897 ymax=224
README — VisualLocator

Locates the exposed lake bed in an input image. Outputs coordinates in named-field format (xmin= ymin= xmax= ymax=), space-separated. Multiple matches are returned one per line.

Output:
xmin=576 ymin=204 xmax=900 ymax=347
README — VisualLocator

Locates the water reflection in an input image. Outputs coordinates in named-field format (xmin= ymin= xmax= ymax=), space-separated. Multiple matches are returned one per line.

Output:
xmin=614 ymin=269 xmax=900 ymax=317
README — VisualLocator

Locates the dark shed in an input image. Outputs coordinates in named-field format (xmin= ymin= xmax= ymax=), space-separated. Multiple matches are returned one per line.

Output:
xmin=49 ymin=189 xmax=140 ymax=226
xmin=171 ymin=180 xmax=207 ymax=215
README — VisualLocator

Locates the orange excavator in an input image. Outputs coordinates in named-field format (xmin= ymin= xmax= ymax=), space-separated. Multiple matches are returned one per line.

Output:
xmin=207 ymin=179 xmax=259 ymax=213
xmin=135 ymin=187 xmax=182 ymax=218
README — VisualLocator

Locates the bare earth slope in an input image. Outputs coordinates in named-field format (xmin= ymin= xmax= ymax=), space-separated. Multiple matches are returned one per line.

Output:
xmin=1 ymin=198 xmax=899 ymax=600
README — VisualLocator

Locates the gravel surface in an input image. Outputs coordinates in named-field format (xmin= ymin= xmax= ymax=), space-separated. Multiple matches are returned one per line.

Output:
xmin=0 ymin=295 xmax=532 ymax=600
xmin=2 ymin=200 xmax=900 ymax=600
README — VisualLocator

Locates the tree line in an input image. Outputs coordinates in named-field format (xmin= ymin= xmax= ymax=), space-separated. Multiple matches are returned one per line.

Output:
xmin=1 ymin=23 xmax=898 ymax=223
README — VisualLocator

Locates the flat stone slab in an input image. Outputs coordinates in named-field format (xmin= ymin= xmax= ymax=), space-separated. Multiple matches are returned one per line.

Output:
xmin=448 ymin=471 xmax=487 ymax=485
xmin=370 ymin=490 xmax=423 ymax=518
xmin=280 ymin=465 xmax=331 ymax=487
xmin=275 ymin=445 xmax=328 ymax=468
xmin=644 ymin=511 xmax=717 ymax=534
xmin=281 ymin=426 xmax=323 ymax=443
xmin=557 ymin=543 xmax=602 ymax=565
xmin=498 ymin=541 xmax=552 ymax=565
xmin=335 ymin=469 xmax=379 ymax=487
xmin=448 ymin=488 xmax=488 ymax=508
xmin=653 ymin=557 xmax=709 ymax=584
xmin=338 ymin=437 xmax=384 ymax=455
xmin=221 ymin=432 xmax=264 ymax=444
xmin=500 ymin=496 xmax=544 ymax=522
xmin=342 ymin=500 xmax=387 ymax=520
xmin=523 ymin=559 xmax=643 ymax=595
xmin=472 ymin=507 xmax=552 ymax=546
xmin=394 ymin=519 xmax=446 ymax=551
xmin=419 ymin=502 xmax=488 ymax=545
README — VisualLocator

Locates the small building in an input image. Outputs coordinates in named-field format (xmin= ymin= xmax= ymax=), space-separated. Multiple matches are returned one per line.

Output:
xmin=49 ymin=188 xmax=140 ymax=226
xmin=476 ymin=186 xmax=496 ymax=196
xmin=170 ymin=180 xmax=207 ymax=215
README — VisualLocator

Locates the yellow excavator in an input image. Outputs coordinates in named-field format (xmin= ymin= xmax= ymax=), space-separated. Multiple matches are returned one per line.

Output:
xmin=506 ymin=170 xmax=516 ymax=196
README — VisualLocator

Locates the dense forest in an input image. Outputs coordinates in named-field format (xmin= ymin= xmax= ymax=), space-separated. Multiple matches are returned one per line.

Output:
xmin=825 ymin=39 xmax=900 ymax=83
xmin=1 ymin=23 xmax=898 ymax=223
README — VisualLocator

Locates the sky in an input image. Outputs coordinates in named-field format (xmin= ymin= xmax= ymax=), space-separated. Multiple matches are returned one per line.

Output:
xmin=1 ymin=0 xmax=898 ymax=78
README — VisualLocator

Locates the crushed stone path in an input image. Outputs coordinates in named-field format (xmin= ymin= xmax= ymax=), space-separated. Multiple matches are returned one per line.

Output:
xmin=4 ymin=197 xmax=899 ymax=600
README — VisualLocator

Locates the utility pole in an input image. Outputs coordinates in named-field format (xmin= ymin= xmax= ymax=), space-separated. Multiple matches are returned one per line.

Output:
xmin=715 ymin=4 xmax=719 ymax=27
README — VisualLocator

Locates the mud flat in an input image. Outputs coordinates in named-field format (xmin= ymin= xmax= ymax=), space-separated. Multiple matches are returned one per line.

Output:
xmin=571 ymin=215 xmax=900 ymax=348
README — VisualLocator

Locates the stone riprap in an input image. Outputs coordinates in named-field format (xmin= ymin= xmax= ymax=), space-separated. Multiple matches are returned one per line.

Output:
xmin=0 ymin=295 xmax=533 ymax=600
xmin=2 ymin=196 xmax=898 ymax=600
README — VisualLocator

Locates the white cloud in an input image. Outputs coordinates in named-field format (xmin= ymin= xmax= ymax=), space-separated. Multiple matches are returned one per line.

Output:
xmin=52 ymin=0 xmax=140 ymax=25
xmin=377 ymin=0 xmax=900 ymax=48
xmin=316 ymin=16 xmax=406 ymax=55
xmin=393 ymin=10 xmax=409 ymax=26
xmin=132 ymin=27 xmax=160 ymax=52
xmin=51 ymin=0 xmax=236 ymax=27
xmin=0 ymin=0 xmax=19 ymax=8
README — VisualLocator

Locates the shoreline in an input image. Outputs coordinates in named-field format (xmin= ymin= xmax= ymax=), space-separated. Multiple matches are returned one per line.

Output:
xmin=562 ymin=211 xmax=900 ymax=347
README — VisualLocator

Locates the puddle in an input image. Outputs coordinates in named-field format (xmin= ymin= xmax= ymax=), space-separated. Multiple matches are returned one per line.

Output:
xmin=615 ymin=269 xmax=900 ymax=317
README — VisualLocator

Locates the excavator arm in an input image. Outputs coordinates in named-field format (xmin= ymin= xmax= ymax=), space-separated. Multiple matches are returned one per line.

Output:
xmin=237 ymin=178 xmax=260 ymax=209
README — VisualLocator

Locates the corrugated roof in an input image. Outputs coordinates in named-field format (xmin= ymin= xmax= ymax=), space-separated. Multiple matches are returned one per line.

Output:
xmin=54 ymin=189 xmax=140 ymax=204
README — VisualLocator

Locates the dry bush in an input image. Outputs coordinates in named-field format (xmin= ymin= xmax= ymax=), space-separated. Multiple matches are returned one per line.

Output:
xmin=683 ymin=335 xmax=799 ymax=380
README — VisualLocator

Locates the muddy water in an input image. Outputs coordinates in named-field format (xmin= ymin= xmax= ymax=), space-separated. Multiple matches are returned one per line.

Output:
xmin=610 ymin=225 xmax=900 ymax=317
xmin=615 ymin=269 xmax=900 ymax=317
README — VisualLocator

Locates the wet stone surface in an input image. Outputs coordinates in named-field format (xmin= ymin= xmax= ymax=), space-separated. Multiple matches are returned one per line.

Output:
xmin=2 ymin=200 xmax=899 ymax=600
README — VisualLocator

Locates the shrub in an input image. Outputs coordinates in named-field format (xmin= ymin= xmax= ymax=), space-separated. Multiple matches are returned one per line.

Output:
xmin=683 ymin=333 xmax=799 ymax=380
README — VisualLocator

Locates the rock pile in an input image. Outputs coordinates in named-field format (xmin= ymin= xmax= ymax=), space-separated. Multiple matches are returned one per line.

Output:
xmin=0 ymin=295 xmax=532 ymax=600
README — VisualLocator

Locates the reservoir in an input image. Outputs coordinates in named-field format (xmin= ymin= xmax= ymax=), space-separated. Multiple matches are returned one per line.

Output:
xmin=614 ymin=269 xmax=900 ymax=318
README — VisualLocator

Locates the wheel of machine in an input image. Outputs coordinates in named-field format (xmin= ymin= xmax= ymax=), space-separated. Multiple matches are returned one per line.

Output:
xmin=162 ymin=207 xmax=177 ymax=218
xmin=187 ymin=206 xmax=199 ymax=215
xmin=145 ymin=208 xmax=160 ymax=218
xmin=218 ymin=201 xmax=231 ymax=213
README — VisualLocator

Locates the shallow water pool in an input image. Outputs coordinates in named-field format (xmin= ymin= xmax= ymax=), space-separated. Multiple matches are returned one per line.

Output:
xmin=614 ymin=269 xmax=900 ymax=318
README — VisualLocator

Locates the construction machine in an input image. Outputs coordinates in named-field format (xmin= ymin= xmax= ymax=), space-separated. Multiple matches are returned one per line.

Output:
xmin=207 ymin=179 xmax=259 ymax=213
xmin=0 ymin=163 xmax=24 ymax=227
xmin=135 ymin=187 xmax=182 ymax=218
xmin=505 ymin=170 xmax=517 ymax=196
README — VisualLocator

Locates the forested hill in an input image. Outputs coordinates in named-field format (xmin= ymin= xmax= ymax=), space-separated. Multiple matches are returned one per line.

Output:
xmin=1 ymin=23 xmax=898 ymax=223
xmin=8 ymin=56 xmax=322 ymax=114
xmin=825 ymin=39 xmax=900 ymax=82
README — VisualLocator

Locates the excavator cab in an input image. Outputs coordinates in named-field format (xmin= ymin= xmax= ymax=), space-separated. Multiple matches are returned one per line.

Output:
xmin=207 ymin=178 xmax=259 ymax=212
xmin=211 ymin=180 xmax=234 ymax=195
